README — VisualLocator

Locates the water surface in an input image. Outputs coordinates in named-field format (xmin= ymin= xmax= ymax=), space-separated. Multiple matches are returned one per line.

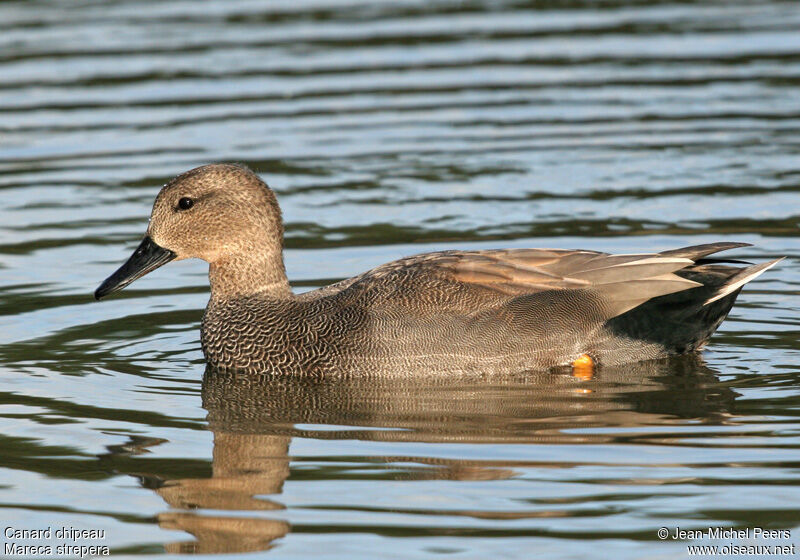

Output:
xmin=1 ymin=0 xmax=799 ymax=558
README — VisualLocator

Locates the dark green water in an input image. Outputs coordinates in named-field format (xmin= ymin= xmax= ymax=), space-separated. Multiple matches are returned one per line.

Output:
xmin=1 ymin=1 xmax=799 ymax=558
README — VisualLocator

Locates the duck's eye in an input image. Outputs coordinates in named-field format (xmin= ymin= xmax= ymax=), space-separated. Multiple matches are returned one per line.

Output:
xmin=178 ymin=197 xmax=194 ymax=210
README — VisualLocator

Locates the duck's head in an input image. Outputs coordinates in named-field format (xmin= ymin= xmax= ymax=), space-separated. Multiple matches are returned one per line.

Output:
xmin=94 ymin=163 xmax=285 ymax=300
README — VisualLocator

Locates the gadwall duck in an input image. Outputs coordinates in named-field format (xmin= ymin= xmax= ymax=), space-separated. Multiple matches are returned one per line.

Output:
xmin=95 ymin=164 xmax=781 ymax=375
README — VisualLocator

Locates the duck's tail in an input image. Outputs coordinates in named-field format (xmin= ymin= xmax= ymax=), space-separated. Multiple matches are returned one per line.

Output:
xmin=605 ymin=243 xmax=782 ymax=355
xmin=704 ymin=257 xmax=783 ymax=304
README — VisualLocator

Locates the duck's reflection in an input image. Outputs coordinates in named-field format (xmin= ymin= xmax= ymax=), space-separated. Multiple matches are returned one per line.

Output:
xmin=134 ymin=356 xmax=736 ymax=553
xmin=156 ymin=432 xmax=290 ymax=554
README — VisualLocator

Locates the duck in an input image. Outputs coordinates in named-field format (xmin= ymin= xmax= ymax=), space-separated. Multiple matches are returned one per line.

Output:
xmin=95 ymin=163 xmax=781 ymax=376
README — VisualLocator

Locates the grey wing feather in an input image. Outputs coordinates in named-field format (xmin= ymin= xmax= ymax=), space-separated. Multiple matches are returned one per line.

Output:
xmin=439 ymin=249 xmax=700 ymax=314
xmin=658 ymin=242 xmax=751 ymax=260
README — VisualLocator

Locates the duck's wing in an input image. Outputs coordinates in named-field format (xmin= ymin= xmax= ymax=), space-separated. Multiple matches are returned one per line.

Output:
xmin=335 ymin=243 xmax=761 ymax=321
xmin=412 ymin=247 xmax=707 ymax=319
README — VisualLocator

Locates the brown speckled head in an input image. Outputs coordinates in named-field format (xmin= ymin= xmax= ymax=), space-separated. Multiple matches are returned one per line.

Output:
xmin=151 ymin=164 xmax=290 ymax=298
xmin=95 ymin=163 xmax=291 ymax=300
xmin=148 ymin=164 xmax=283 ymax=263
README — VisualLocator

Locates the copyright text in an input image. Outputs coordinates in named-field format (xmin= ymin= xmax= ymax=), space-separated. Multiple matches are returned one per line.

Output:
xmin=657 ymin=527 xmax=796 ymax=557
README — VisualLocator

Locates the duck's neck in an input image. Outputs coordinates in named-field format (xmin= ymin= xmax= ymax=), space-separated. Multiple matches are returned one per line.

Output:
xmin=209 ymin=250 xmax=292 ymax=300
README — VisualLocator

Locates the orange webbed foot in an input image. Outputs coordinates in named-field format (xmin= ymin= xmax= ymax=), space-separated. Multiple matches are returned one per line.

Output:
xmin=571 ymin=353 xmax=595 ymax=381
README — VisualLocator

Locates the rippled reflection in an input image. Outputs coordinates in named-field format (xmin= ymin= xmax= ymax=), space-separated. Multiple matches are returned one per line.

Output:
xmin=108 ymin=357 xmax=737 ymax=554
